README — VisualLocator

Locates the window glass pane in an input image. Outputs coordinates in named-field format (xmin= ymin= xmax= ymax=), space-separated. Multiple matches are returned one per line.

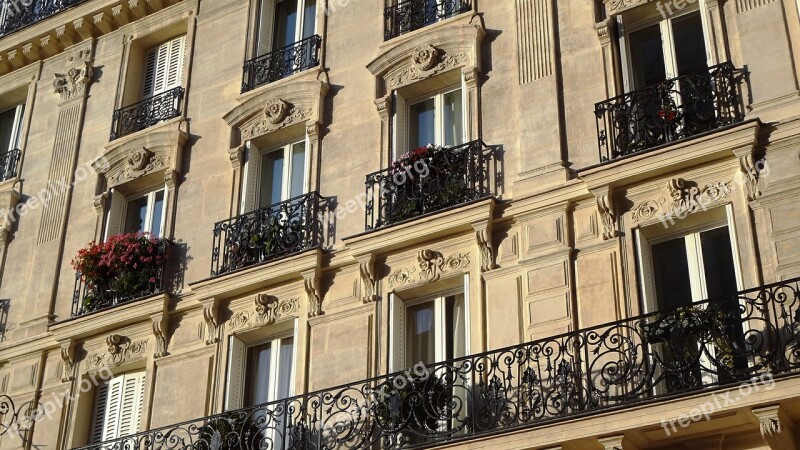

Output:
xmin=700 ymin=227 xmax=738 ymax=298
xmin=409 ymin=98 xmax=436 ymax=150
xmin=276 ymin=337 xmax=294 ymax=400
xmin=406 ymin=301 xmax=435 ymax=366
xmin=260 ymin=151 xmax=285 ymax=208
xmin=150 ymin=190 xmax=165 ymax=237
xmin=274 ymin=0 xmax=298 ymax=48
xmin=671 ymin=11 xmax=707 ymax=76
xmin=302 ymin=0 xmax=316 ymax=39
xmin=244 ymin=342 xmax=273 ymax=406
xmin=652 ymin=237 xmax=693 ymax=310
xmin=289 ymin=142 xmax=306 ymax=198
xmin=629 ymin=24 xmax=667 ymax=88
xmin=124 ymin=196 xmax=149 ymax=234
xmin=0 ymin=107 xmax=15 ymax=153
xmin=443 ymin=90 xmax=464 ymax=146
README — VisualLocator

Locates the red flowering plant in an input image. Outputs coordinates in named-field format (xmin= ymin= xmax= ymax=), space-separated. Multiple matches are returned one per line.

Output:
xmin=390 ymin=144 xmax=440 ymax=175
xmin=71 ymin=232 xmax=166 ymax=310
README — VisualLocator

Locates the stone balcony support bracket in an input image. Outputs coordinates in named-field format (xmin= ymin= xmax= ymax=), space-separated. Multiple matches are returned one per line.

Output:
xmin=752 ymin=404 xmax=798 ymax=450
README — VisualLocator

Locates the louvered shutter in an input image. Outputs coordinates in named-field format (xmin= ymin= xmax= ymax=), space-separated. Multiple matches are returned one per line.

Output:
xmin=102 ymin=376 xmax=124 ymax=441
xmin=256 ymin=0 xmax=275 ymax=56
xmin=388 ymin=294 xmax=405 ymax=372
xmin=142 ymin=36 xmax=184 ymax=98
xmin=164 ymin=35 xmax=186 ymax=91
xmin=225 ymin=336 xmax=246 ymax=410
xmin=89 ymin=382 xmax=110 ymax=444
xmin=392 ymin=92 xmax=408 ymax=161
xmin=240 ymin=142 xmax=261 ymax=213
xmin=118 ymin=372 xmax=146 ymax=436
xmin=104 ymin=189 xmax=126 ymax=240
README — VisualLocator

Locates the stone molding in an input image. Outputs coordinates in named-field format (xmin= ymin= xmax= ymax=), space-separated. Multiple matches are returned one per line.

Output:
xmin=388 ymin=249 xmax=470 ymax=288
xmin=631 ymin=178 xmax=733 ymax=224
xmin=227 ymin=293 xmax=300 ymax=333
xmin=86 ymin=334 xmax=149 ymax=369
xmin=52 ymin=49 xmax=93 ymax=102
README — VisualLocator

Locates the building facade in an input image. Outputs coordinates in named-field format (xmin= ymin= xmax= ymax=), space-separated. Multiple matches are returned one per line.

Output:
xmin=0 ymin=0 xmax=798 ymax=448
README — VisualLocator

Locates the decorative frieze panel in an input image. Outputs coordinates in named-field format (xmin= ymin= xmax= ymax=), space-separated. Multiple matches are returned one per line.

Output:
xmin=86 ymin=335 xmax=149 ymax=369
xmin=240 ymin=98 xmax=312 ymax=141
xmin=604 ymin=0 xmax=649 ymax=15
xmin=386 ymin=44 xmax=467 ymax=88
xmin=631 ymin=178 xmax=733 ymax=224
xmin=228 ymin=293 xmax=300 ymax=333
xmin=388 ymin=250 xmax=470 ymax=288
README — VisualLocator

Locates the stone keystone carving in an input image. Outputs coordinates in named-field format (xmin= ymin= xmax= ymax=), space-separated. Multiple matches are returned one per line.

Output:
xmin=389 ymin=249 xmax=471 ymax=287
xmin=632 ymin=178 xmax=733 ymax=223
xmin=413 ymin=44 xmax=439 ymax=71
xmin=241 ymin=98 xmax=312 ymax=140
xmin=264 ymin=98 xmax=289 ymax=124
xmin=53 ymin=52 xmax=94 ymax=101
xmin=108 ymin=147 xmax=170 ymax=184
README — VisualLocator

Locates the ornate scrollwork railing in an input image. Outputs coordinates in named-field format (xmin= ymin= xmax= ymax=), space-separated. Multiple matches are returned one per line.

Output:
xmin=594 ymin=62 xmax=744 ymax=164
xmin=109 ymin=86 xmax=184 ymax=140
xmin=71 ymin=240 xmax=172 ymax=317
xmin=241 ymin=35 xmax=322 ymax=93
xmin=210 ymin=192 xmax=325 ymax=277
xmin=75 ymin=278 xmax=800 ymax=450
xmin=0 ymin=148 xmax=20 ymax=181
xmin=0 ymin=0 xmax=87 ymax=37
xmin=365 ymin=140 xmax=496 ymax=231
xmin=384 ymin=0 xmax=471 ymax=40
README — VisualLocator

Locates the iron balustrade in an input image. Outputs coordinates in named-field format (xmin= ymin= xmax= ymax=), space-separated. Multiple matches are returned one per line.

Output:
xmin=594 ymin=62 xmax=744 ymax=164
xmin=109 ymin=87 xmax=184 ymax=140
xmin=241 ymin=35 xmax=322 ymax=93
xmin=384 ymin=0 xmax=471 ymax=40
xmin=211 ymin=192 xmax=324 ymax=277
xmin=0 ymin=148 xmax=20 ymax=181
xmin=74 ymin=277 xmax=800 ymax=450
xmin=0 ymin=0 xmax=87 ymax=37
xmin=365 ymin=140 xmax=495 ymax=231
xmin=71 ymin=240 xmax=171 ymax=317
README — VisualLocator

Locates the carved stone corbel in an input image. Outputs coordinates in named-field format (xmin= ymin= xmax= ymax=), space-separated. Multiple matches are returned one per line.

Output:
xmin=92 ymin=192 xmax=107 ymax=216
xmin=164 ymin=169 xmax=178 ymax=190
xmin=201 ymin=298 xmax=219 ymax=345
xmin=59 ymin=339 xmax=75 ymax=383
xmin=594 ymin=188 xmax=618 ymax=240
xmin=375 ymin=95 xmax=391 ymax=119
xmin=357 ymin=254 xmax=377 ymax=303
xmin=302 ymin=269 xmax=322 ymax=318
xmin=150 ymin=312 xmax=168 ymax=358
xmin=228 ymin=145 xmax=244 ymax=169
xmin=53 ymin=50 xmax=94 ymax=102
xmin=739 ymin=153 xmax=763 ymax=201
xmin=752 ymin=405 xmax=798 ymax=450
xmin=472 ymin=221 xmax=495 ymax=272
xmin=597 ymin=435 xmax=638 ymax=450
xmin=106 ymin=334 xmax=123 ymax=354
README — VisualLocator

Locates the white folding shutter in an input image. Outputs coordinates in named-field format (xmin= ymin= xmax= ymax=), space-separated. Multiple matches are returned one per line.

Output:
xmin=635 ymin=229 xmax=657 ymax=313
xmin=102 ymin=376 xmax=124 ymax=441
xmin=89 ymin=382 xmax=110 ymax=444
xmin=118 ymin=372 xmax=146 ymax=436
xmin=104 ymin=189 xmax=126 ymax=240
xmin=241 ymin=142 xmax=261 ymax=213
xmin=225 ymin=336 xmax=247 ymax=410
xmin=256 ymin=0 xmax=275 ymax=55
xmin=164 ymin=35 xmax=186 ymax=91
xmin=141 ymin=45 xmax=161 ymax=98
xmin=10 ymin=104 xmax=24 ymax=150
xmin=392 ymin=92 xmax=408 ymax=160
xmin=388 ymin=294 xmax=405 ymax=372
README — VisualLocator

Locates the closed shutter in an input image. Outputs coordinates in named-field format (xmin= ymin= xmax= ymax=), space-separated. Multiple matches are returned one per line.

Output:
xmin=118 ymin=372 xmax=146 ymax=436
xmin=225 ymin=336 xmax=247 ymax=410
xmin=388 ymin=294 xmax=405 ymax=372
xmin=89 ymin=382 xmax=109 ymax=444
xmin=102 ymin=376 xmax=123 ymax=441
xmin=104 ymin=189 xmax=126 ymax=240
xmin=240 ymin=142 xmax=261 ymax=213
xmin=142 ymin=35 xmax=186 ymax=98
xmin=392 ymin=92 xmax=408 ymax=161
xmin=164 ymin=36 xmax=186 ymax=91
xmin=256 ymin=0 xmax=275 ymax=56
xmin=89 ymin=372 xmax=146 ymax=444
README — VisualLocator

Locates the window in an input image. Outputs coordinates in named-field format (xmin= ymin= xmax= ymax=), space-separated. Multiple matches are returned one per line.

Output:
xmin=242 ymin=140 xmax=307 ymax=211
xmin=621 ymin=9 xmax=709 ymax=91
xmin=89 ymin=371 xmax=146 ymax=444
xmin=390 ymin=290 xmax=468 ymax=371
xmin=226 ymin=332 xmax=296 ymax=409
xmin=254 ymin=0 xmax=316 ymax=55
xmin=395 ymin=88 xmax=464 ymax=159
xmin=0 ymin=103 xmax=23 ymax=154
xmin=142 ymin=35 xmax=186 ymax=99
xmin=106 ymin=189 xmax=167 ymax=239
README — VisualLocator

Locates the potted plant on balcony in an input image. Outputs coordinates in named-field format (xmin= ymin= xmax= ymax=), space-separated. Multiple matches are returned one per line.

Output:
xmin=71 ymin=232 xmax=166 ymax=312
xmin=372 ymin=371 xmax=449 ymax=433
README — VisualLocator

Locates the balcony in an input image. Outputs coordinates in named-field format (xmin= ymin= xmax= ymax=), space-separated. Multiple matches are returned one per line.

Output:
xmin=0 ymin=148 xmax=20 ymax=181
xmin=0 ymin=0 xmax=86 ymax=38
xmin=594 ymin=62 xmax=744 ymax=164
xmin=110 ymin=87 xmax=184 ymax=141
xmin=71 ymin=238 xmax=171 ymax=317
xmin=365 ymin=140 xmax=495 ymax=231
xmin=241 ymin=35 xmax=322 ymax=93
xmin=76 ymin=277 xmax=800 ymax=450
xmin=210 ymin=192 xmax=325 ymax=277
xmin=384 ymin=0 xmax=472 ymax=41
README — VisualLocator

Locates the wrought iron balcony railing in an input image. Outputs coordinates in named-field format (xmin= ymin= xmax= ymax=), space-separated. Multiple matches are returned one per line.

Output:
xmin=365 ymin=140 xmax=496 ymax=231
xmin=594 ymin=62 xmax=744 ymax=164
xmin=71 ymin=239 xmax=171 ymax=317
xmin=211 ymin=192 xmax=324 ymax=277
xmin=109 ymin=86 xmax=184 ymax=141
xmin=384 ymin=0 xmax=471 ymax=40
xmin=0 ymin=148 xmax=20 ymax=181
xmin=241 ymin=35 xmax=321 ymax=93
xmin=75 ymin=277 xmax=800 ymax=450
xmin=0 ymin=0 xmax=87 ymax=38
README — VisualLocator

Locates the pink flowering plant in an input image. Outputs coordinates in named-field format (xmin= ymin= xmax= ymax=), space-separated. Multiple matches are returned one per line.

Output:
xmin=71 ymin=232 xmax=166 ymax=309
xmin=391 ymin=144 xmax=439 ymax=174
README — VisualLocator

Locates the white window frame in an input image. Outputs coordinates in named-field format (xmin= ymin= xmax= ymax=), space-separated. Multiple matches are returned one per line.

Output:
xmin=89 ymin=371 xmax=146 ymax=444
xmin=255 ymin=0 xmax=316 ymax=55
xmin=617 ymin=2 xmax=714 ymax=92
xmin=397 ymin=86 xmax=466 ymax=159
xmin=225 ymin=320 xmax=298 ymax=411
xmin=105 ymin=187 xmax=168 ymax=239
xmin=0 ymin=103 xmax=24 ymax=154
xmin=241 ymin=138 xmax=309 ymax=213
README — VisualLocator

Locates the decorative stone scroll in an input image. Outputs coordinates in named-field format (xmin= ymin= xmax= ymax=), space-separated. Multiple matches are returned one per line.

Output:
xmin=228 ymin=294 xmax=300 ymax=332
xmin=87 ymin=334 xmax=149 ymax=368
xmin=604 ymin=0 xmax=649 ymax=15
xmin=53 ymin=50 xmax=93 ymax=102
xmin=241 ymin=98 xmax=312 ymax=140
xmin=107 ymin=147 xmax=171 ymax=185
xmin=631 ymin=178 xmax=733 ymax=223
xmin=387 ymin=45 xmax=468 ymax=88
xmin=389 ymin=249 xmax=471 ymax=287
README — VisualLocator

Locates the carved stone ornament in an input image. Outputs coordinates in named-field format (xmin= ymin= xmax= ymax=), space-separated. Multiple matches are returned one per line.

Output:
xmin=596 ymin=193 xmax=619 ymax=240
xmin=359 ymin=259 xmax=377 ymax=303
xmin=605 ymin=0 xmax=649 ymax=14
xmin=108 ymin=147 xmax=170 ymax=184
xmin=475 ymin=228 xmax=496 ymax=272
xmin=152 ymin=314 xmax=168 ymax=359
xmin=203 ymin=300 xmax=219 ymax=345
xmin=53 ymin=51 xmax=94 ymax=101
xmin=228 ymin=294 xmax=300 ymax=332
xmin=304 ymin=275 xmax=322 ymax=318
xmin=59 ymin=341 xmax=75 ymax=383
xmin=88 ymin=335 xmax=149 ymax=368
xmin=752 ymin=405 xmax=798 ymax=450
xmin=739 ymin=153 xmax=763 ymax=201
xmin=631 ymin=178 xmax=733 ymax=223
xmin=241 ymin=98 xmax=312 ymax=140
xmin=389 ymin=250 xmax=471 ymax=287
xmin=387 ymin=46 xmax=468 ymax=88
